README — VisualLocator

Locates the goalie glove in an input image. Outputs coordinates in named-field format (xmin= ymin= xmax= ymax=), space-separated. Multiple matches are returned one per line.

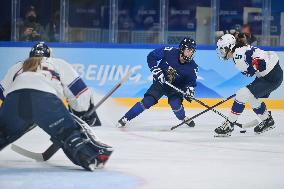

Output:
xmin=150 ymin=66 xmax=165 ymax=84
xmin=184 ymin=86 xmax=195 ymax=102
xmin=72 ymin=103 xmax=99 ymax=127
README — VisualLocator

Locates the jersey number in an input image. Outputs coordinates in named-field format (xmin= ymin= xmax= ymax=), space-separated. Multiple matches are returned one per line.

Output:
xmin=235 ymin=54 xmax=242 ymax=59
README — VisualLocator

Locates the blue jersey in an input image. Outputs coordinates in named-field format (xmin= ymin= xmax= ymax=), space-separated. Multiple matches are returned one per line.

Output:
xmin=147 ymin=46 xmax=198 ymax=89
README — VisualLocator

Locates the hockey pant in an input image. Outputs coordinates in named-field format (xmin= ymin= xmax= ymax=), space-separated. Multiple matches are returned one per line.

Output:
xmin=124 ymin=92 xmax=185 ymax=121
xmin=230 ymin=63 xmax=283 ymax=122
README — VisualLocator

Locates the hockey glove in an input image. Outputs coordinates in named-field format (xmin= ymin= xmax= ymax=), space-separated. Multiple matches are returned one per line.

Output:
xmin=151 ymin=66 xmax=165 ymax=84
xmin=72 ymin=103 xmax=101 ymax=127
xmin=252 ymin=58 xmax=266 ymax=72
xmin=184 ymin=86 xmax=195 ymax=102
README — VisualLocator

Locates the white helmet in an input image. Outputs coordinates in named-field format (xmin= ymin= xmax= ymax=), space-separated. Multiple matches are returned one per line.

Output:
xmin=216 ymin=34 xmax=236 ymax=60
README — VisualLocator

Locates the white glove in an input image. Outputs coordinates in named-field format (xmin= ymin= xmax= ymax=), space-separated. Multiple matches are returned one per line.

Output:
xmin=185 ymin=86 xmax=195 ymax=99
xmin=151 ymin=66 xmax=165 ymax=84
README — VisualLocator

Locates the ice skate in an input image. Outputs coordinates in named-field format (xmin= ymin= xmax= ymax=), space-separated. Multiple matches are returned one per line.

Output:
xmin=214 ymin=120 xmax=234 ymax=137
xmin=254 ymin=111 xmax=275 ymax=134
xmin=184 ymin=118 xmax=195 ymax=127
xmin=116 ymin=117 xmax=129 ymax=128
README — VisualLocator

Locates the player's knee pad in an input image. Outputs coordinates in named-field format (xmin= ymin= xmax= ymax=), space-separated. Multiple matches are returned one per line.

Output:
xmin=141 ymin=95 xmax=157 ymax=110
xmin=168 ymin=97 xmax=185 ymax=120
xmin=236 ymin=87 xmax=262 ymax=109
xmin=249 ymin=97 xmax=262 ymax=109
xmin=168 ymin=96 xmax=182 ymax=108
xmin=235 ymin=87 xmax=255 ymax=103
xmin=172 ymin=105 xmax=185 ymax=120
xmin=59 ymin=129 xmax=113 ymax=171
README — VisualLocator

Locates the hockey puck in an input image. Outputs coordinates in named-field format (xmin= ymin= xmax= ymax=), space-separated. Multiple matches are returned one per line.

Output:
xmin=240 ymin=130 xmax=246 ymax=133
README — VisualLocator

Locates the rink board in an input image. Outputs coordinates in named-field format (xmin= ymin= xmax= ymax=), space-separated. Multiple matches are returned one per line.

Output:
xmin=114 ymin=98 xmax=284 ymax=109
xmin=0 ymin=42 xmax=283 ymax=109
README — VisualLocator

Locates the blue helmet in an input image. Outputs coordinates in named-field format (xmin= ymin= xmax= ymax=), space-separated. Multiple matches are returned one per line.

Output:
xmin=179 ymin=37 xmax=196 ymax=61
xmin=29 ymin=42 xmax=50 ymax=57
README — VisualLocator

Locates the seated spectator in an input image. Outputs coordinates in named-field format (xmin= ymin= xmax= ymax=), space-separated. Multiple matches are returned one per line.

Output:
xmin=240 ymin=24 xmax=257 ymax=46
xmin=46 ymin=11 xmax=60 ymax=42
xmin=19 ymin=6 xmax=48 ymax=41
xmin=215 ymin=24 xmax=257 ymax=46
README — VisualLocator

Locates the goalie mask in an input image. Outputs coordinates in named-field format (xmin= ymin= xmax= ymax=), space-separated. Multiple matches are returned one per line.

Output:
xmin=216 ymin=34 xmax=236 ymax=60
xmin=179 ymin=37 xmax=196 ymax=61
xmin=29 ymin=42 xmax=51 ymax=58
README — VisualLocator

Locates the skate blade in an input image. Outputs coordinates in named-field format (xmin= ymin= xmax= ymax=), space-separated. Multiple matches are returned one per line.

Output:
xmin=255 ymin=125 xmax=276 ymax=134
xmin=116 ymin=123 xmax=127 ymax=128
xmin=214 ymin=133 xmax=232 ymax=137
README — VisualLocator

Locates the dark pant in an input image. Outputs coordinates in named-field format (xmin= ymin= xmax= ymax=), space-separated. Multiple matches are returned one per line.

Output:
xmin=145 ymin=81 xmax=183 ymax=102
xmin=247 ymin=63 xmax=283 ymax=98
xmin=145 ymin=82 xmax=185 ymax=120
xmin=0 ymin=89 xmax=77 ymax=150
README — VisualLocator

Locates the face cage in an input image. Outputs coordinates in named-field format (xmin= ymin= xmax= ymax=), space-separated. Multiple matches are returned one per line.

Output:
xmin=216 ymin=46 xmax=230 ymax=60
xmin=181 ymin=48 xmax=196 ymax=61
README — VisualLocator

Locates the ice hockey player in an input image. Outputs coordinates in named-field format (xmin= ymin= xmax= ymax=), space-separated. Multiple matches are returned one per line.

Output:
xmin=215 ymin=34 xmax=283 ymax=136
xmin=0 ymin=42 xmax=113 ymax=171
xmin=117 ymin=37 xmax=198 ymax=128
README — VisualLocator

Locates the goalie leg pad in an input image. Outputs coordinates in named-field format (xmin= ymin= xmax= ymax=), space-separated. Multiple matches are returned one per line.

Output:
xmin=60 ymin=129 xmax=113 ymax=171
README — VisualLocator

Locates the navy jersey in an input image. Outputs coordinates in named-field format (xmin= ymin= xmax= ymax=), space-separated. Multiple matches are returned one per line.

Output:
xmin=147 ymin=46 xmax=198 ymax=89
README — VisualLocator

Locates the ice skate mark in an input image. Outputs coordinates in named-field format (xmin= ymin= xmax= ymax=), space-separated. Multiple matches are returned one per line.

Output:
xmin=121 ymin=129 xmax=284 ymax=154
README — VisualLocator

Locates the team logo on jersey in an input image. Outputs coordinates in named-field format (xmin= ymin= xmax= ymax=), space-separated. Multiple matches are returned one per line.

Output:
xmin=167 ymin=66 xmax=177 ymax=83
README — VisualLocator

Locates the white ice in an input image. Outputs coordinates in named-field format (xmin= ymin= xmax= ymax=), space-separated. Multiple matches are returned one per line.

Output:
xmin=0 ymin=97 xmax=284 ymax=189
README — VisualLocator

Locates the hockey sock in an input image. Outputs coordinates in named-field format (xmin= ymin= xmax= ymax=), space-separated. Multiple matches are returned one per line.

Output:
xmin=229 ymin=100 xmax=245 ymax=122
xmin=169 ymin=96 xmax=185 ymax=120
xmin=124 ymin=96 xmax=156 ymax=121
xmin=253 ymin=102 xmax=269 ymax=121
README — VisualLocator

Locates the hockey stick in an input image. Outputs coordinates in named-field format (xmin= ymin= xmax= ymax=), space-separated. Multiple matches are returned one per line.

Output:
xmin=85 ymin=71 xmax=133 ymax=118
xmin=11 ymin=114 xmax=110 ymax=162
xmin=165 ymin=81 xmax=258 ymax=129
xmin=171 ymin=94 xmax=236 ymax=130
xmin=11 ymin=143 xmax=59 ymax=162
xmin=11 ymin=71 xmax=132 ymax=161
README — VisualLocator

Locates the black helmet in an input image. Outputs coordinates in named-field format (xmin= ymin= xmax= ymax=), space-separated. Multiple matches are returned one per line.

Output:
xmin=179 ymin=37 xmax=196 ymax=61
xmin=29 ymin=42 xmax=50 ymax=57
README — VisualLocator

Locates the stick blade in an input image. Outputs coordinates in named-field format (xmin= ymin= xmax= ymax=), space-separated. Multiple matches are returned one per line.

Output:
xmin=11 ymin=144 xmax=44 ymax=161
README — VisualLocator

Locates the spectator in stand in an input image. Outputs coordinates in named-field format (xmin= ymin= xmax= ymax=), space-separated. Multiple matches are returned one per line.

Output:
xmin=46 ymin=10 xmax=60 ymax=42
xmin=20 ymin=6 xmax=48 ymax=41
xmin=215 ymin=24 xmax=257 ymax=46
xmin=240 ymin=24 xmax=257 ymax=46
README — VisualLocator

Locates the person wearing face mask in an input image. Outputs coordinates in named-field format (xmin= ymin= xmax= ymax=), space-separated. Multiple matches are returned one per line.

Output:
xmin=20 ymin=6 xmax=48 ymax=41
xmin=117 ymin=37 xmax=198 ymax=128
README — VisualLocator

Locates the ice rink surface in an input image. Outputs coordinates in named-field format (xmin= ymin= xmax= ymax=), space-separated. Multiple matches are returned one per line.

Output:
xmin=0 ymin=99 xmax=284 ymax=189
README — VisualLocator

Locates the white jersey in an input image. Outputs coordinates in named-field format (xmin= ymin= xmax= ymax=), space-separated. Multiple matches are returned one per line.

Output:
xmin=233 ymin=45 xmax=279 ymax=77
xmin=0 ymin=57 xmax=93 ymax=112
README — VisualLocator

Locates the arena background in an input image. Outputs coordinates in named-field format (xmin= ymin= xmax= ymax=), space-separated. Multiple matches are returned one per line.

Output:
xmin=0 ymin=43 xmax=283 ymax=109
xmin=0 ymin=0 xmax=283 ymax=109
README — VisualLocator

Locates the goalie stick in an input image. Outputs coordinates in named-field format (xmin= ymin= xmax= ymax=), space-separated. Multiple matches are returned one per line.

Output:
xmin=165 ymin=81 xmax=258 ymax=131
xmin=11 ymin=71 xmax=132 ymax=161
xmin=11 ymin=143 xmax=59 ymax=162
